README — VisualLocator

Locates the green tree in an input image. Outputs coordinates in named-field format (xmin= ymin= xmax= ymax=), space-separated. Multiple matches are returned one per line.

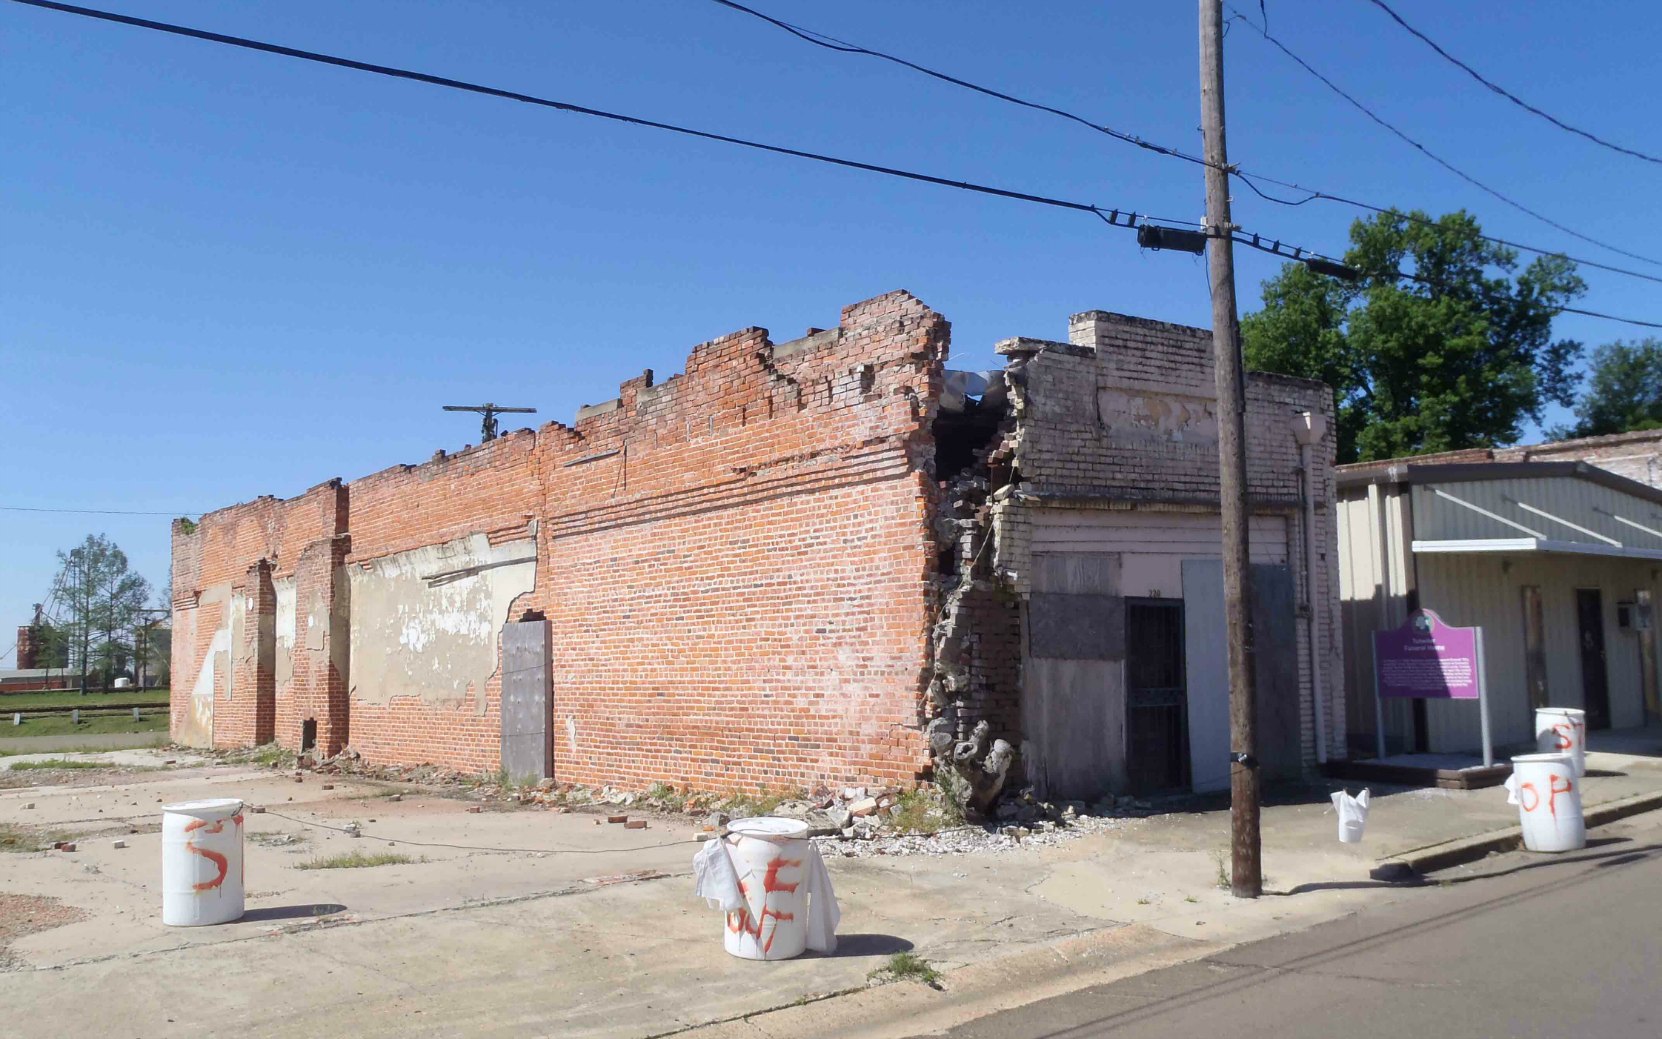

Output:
xmin=52 ymin=534 xmax=151 ymax=692
xmin=1242 ymin=210 xmax=1585 ymax=463
xmin=1553 ymin=338 xmax=1662 ymax=439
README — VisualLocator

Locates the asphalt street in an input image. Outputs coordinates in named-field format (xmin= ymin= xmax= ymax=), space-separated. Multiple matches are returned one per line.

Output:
xmin=917 ymin=815 xmax=1662 ymax=1039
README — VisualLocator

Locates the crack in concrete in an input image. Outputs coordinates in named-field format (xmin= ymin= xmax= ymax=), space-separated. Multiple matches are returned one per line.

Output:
xmin=16 ymin=870 xmax=685 ymax=973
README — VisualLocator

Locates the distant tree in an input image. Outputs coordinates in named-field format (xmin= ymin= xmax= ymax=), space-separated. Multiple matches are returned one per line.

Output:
xmin=52 ymin=534 xmax=151 ymax=691
xmin=141 ymin=585 xmax=172 ymax=688
xmin=1242 ymin=210 xmax=1585 ymax=463
xmin=30 ymin=620 xmax=70 ymax=677
xmin=1552 ymin=338 xmax=1662 ymax=440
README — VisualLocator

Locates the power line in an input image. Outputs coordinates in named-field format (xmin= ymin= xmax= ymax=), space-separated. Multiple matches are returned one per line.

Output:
xmin=1227 ymin=231 xmax=1662 ymax=329
xmin=8 ymin=0 xmax=1658 ymax=331
xmin=708 ymin=0 xmax=1214 ymax=171
xmin=3 ymin=0 xmax=1163 ymax=228
xmin=707 ymin=0 xmax=1662 ymax=288
xmin=1225 ymin=6 xmax=1662 ymax=269
xmin=0 ymin=505 xmax=203 ymax=516
xmin=1360 ymin=0 xmax=1662 ymax=167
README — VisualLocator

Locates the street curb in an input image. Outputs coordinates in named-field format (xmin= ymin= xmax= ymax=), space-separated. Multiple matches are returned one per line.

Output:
xmin=658 ymin=924 xmax=1221 ymax=1039
xmin=1372 ymin=789 xmax=1662 ymax=878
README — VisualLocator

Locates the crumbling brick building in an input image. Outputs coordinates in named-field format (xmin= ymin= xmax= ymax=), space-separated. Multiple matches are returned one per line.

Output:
xmin=171 ymin=291 xmax=1342 ymax=802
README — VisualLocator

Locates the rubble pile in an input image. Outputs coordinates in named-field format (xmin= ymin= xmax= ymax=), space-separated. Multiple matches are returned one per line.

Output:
xmin=235 ymin=742 xmax=1167 ymax=858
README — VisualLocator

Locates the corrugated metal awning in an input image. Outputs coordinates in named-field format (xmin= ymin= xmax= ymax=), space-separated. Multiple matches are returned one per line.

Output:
xmin=1411 ymin=537 xmax=1662 ymax=561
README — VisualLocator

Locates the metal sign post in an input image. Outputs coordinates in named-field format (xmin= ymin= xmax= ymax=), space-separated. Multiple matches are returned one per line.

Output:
xmin=1476 ymin=627 xmax=1493 ymax=768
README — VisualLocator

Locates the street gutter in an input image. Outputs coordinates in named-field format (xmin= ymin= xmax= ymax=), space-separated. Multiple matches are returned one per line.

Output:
xmin=1372 ymin=790 xmax=1662 ymax=878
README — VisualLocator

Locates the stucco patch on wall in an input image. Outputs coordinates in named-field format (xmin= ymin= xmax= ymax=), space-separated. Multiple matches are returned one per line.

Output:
xmin=274 ymin=576 xmax=296 ymax=688
xmin=180 ymin=582 xmax=232 ymax=747
xmin=348 ymin=535 xmax=535 ymax=714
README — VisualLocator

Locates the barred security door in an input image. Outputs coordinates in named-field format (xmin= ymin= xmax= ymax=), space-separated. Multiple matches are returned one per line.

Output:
xmin=1125 ymin=600 xmax=1188 ymax=793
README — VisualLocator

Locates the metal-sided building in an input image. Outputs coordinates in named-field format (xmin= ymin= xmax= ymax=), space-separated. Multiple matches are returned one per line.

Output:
xmin=1337 ymin=458 xmax=1662 ymax=757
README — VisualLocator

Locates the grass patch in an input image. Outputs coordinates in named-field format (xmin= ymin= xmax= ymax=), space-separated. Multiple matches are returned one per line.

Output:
xmin=889 ymin=788 xmax=963 ymax=835
xmin=0 ymin=689 xmax=170 ymax=711
xmin=248 ymin=831 xmax=308 ymax=849
xmin=296 ymin=850 xmax=422 ymax=870
xmin=6 ymin=757 xmax=115 ymax=771
xmin=224 ymin=742 xmax=296 ymax=769
xmin=721 ymin=787 xmax=801 ymax=818
xmin=867 ymin=952 xmax=942 ymax=988
xmin=645 ymin=781 xmax=686 ymax=811
xmin=0 ymin=823 xmax=68 ymax=852
xmin=0 ymin=712 xmax=169 ymax=740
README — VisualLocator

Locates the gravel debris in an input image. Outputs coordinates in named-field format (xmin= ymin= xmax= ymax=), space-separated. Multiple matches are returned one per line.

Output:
xmin=816 ymin=813 xmax=1132 ymax=858
xmin=0 ymin=893 xmax=87 ymax=971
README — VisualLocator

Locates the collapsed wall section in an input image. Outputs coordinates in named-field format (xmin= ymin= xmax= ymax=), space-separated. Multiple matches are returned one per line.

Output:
xmin=540 ymin=290 xmax=948 ymax=792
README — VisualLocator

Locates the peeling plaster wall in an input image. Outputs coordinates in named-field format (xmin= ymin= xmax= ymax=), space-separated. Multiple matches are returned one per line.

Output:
xmin=180 ymin=582 xmax=232 ymax=747
xmin=169 ymin=479 xmax=348 ymax=750
xmin=348 ymin=535 xmax=536 ymax=713
xmin=273 ymin=576 xmax=296 ymax=689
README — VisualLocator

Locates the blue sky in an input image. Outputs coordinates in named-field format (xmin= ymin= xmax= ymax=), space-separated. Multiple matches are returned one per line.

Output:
xmin=3 ymin=0 xmax=1658 ymax=654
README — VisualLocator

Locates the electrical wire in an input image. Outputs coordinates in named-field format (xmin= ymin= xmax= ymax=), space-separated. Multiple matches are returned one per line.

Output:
xmin=1225 ymin=6 xmax=1662 ymax=269
xmin=260 ymin=807 xmax=706 ymax=855
xmin=0 ymin=505 xmax=204 ymax=515
xmin=1227 ymin=230 xmax=1662 ymax=329
xmin=7 ymin=1 xmax=1657 ymax=330
xmin=707 ymin=0 xmax=1213 ymax=171
xmin=3 ymin=0 xmax=1153 ymax=228
xmin=1360 ymin=0 xmax=1662 ymax=167
xmin=708 ymin=0 xmax=1662 ymax=287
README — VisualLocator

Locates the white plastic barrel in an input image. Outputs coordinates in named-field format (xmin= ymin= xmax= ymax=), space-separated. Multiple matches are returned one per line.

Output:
xmin=1535 ymin=707 xmax=1587 ymax=777
xmin=723 ymin=817 xmax=811 ymax=961
xmin=1506 ymin=753 xmax=1585 ymax=853
xmin=162 ymin=798 xmax=246 ymax=926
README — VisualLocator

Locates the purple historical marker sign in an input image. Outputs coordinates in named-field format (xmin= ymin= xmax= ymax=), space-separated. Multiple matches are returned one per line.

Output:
xmin=1373 ymin=609 xmax=1481 ymax=700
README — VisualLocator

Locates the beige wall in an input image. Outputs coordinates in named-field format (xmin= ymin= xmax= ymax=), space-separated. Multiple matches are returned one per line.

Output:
xmin=1415 ymin=553 xmax=1660 ymax=750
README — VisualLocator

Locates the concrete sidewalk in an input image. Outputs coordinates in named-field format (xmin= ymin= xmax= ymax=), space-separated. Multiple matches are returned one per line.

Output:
xmin=1 ymin=738 xmax=1659 ymax=1038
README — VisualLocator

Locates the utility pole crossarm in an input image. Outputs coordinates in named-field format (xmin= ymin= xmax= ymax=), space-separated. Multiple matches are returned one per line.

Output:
xmin=442 ymin=403 xmax=537 ymax=443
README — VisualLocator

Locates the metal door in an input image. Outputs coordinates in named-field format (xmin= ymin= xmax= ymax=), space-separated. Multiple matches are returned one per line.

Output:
xmin=500 ymin=618 xmax=552 ymax=783
xmin=1576 ymin=589 xmax=1611 ymax=730
xmin=1125 ymin=600 xmax=1187 ymax=794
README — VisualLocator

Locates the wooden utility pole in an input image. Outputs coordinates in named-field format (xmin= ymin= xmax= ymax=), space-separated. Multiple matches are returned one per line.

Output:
xmin=1199 ymin=0 xmax=1261 ymax=898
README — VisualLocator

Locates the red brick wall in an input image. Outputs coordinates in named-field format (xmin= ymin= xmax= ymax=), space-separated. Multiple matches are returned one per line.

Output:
xmin=281 ymin=535 xmax=351 ymax=756
xmin=173 ymin=291 xmax=949 ymax=792
xmin=171 ymin=481 xmax=346 ymax=747
xmin=215 ymin=560 xmax=275 ymax=747
xmin=539 ymin=291 xmax=946 ymax=791
xmin=340 ymin=431 xmax=542 ymax=771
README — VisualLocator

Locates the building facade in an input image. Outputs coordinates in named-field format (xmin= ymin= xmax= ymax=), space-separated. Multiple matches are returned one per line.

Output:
xmin=1337 ymin=457 xmax=1662 ymax=757
xmin=171 ymin=292 xmax=1342 ymax=800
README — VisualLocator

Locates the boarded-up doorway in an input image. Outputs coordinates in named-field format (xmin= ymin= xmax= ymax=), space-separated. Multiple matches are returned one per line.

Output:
xmin=500 ymin=618 xmax=552 ymax=784
xmin=1182 ymin=560 xmax=1302 ymax=789
xmin=1023 ymin=552 xmax=1124 ymax=801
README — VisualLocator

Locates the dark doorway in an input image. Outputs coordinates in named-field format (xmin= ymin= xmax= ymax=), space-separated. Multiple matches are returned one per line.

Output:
xmin=1126 ymin=600 xmax=1188 ymax=793
xmin=1577 ymin=589 xmax=1611 ymax=730
xmin=300 ymin=718 xmax=317 ymax=753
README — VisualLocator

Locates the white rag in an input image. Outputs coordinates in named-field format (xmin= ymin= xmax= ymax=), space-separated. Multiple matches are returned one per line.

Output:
xmin=800 ymin=841 xmax=841 ymax=954
xmin=693 ymin=837 xmax=746 ymax=912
